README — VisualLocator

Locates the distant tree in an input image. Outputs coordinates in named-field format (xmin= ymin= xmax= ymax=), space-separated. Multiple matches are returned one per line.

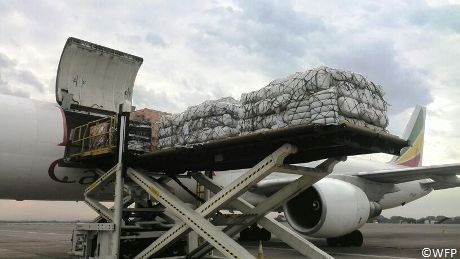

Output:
xmin=436 ymin=215 xmax=446 ymax=222
xmin=454 ymin=217 xmax=460 ymax=224
xmin=435 ymin=216 xmax=450 ymax=224
xmin=390 ymin=216 xmax=405 ymax=223
xmin=416 ymin=217 xmax=426 ymax=224
xmin=407 ymin=218 xmax=416 ymax=224
xmin=444 ymin=217 xmax=460 ymax=224
xmin=383 ymin=216 xmax=460 ymax=224
xmin=374 ymin=215 xmax=390 ymax=223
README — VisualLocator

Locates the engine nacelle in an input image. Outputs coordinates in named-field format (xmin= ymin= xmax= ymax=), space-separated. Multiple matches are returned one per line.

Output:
xmin=283 ymin=178 xmax=376 ymax=238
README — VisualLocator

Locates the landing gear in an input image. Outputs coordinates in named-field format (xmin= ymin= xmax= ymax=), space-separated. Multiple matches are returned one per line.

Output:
xmin=326 ymin=230 xmax=363 ymax=247
xmin=239 ymin=225 xmax=271 ymax=241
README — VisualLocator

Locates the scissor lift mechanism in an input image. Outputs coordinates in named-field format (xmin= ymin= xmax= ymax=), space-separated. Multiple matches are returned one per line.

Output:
xmin=69 ymin=114 xmax=406 ymax=259
xmin=72 ymin=144 xmax=341 ymax=259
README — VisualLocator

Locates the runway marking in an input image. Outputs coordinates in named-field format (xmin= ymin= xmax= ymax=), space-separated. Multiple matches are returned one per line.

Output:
xmin=0 ymin=229 xmax=69 ymax=236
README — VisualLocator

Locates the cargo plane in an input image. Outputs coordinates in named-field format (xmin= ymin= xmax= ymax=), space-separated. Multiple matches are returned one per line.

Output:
xmin=1 ymin=92 xmax=459 ymax=247
xmin=0 ymin=38 xmax=459 ymax=249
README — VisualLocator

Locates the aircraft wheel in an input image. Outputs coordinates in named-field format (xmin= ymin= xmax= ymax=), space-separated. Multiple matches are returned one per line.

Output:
xmin=239 ymin=228 xmax=249 ymax=241
xmin=239 ymin=226 xmax=271 ymax=241
xmin=240 ymin=226 xmax=259 ymax=241
xmin=259 ymin=227 xmax=271 ymax=241
xmin=350 ymin=230 xmax=363 ymax=247
xmin=327 ymin=230 xmax=363 ymax=247
xmin=326 ymin=237 xmax=339 ymax=247
xmin=248 ymin=227 xmax=260 ymax=241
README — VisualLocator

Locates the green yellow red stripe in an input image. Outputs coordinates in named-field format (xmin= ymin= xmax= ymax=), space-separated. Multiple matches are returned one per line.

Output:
xmin=393 ymin=106 xmax=425 ymax=167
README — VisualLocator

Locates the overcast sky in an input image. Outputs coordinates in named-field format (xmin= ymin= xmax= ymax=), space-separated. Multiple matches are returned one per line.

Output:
xmin=0 ymin=0 xmax=459 ymax=220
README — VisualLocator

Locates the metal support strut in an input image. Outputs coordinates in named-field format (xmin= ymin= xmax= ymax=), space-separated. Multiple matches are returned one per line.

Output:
xmin=129 ymin=144 xmax=296 ymax=258
xmin=111 ymin=112 xmax=128 ymax=257
xmin=189 ymin=157 xmax=343 ymax=258
xmin=125 ymin=143 xmax=343 ymax=259
xmin=77 ymin=141 xmax=343 ymax=258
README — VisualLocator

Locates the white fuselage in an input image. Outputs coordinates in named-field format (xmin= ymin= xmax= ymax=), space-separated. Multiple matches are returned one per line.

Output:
xmin=0 ymin=94 xmax=431 ymax=210
xmin=0 ymin=94 xmax=98 ymax=200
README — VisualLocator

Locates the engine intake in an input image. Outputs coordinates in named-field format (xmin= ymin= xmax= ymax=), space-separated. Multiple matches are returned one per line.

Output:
xmin=283 ymin=178 xmax=375 ymax=238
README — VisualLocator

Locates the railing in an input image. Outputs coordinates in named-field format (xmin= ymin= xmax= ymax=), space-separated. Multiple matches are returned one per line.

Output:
xmin=70 ymin=116 xmax=117 ymax=158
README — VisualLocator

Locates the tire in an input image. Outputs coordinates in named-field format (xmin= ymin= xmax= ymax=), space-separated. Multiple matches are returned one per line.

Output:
xmin=239 ymin=228 xmax=249 ymax=241
xmin=326 ymin=237 xmax=339 ymax=247
xmin=259 ymin=228 xmax=271 ymax=241
xmin=350 ymin=230 xmax=363 ymax=247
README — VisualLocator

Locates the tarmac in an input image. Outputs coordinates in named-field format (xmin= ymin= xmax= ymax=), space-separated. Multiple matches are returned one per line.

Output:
xmin=0 ymin=222 xmax=458 ymax=258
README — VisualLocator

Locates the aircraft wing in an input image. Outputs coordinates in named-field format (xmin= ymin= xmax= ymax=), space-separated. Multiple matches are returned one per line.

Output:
xmin=252 ymin=164 xmax=460 ymax=195
xmin=356 ymin=164 xmax=460 ymax=190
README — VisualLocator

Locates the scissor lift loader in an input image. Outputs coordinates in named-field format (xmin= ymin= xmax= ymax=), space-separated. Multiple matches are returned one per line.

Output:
xmin=55 ymin=38 xmax=407 ymax=259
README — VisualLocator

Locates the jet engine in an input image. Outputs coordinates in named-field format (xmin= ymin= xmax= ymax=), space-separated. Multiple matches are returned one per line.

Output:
xmin=283 ymin=178 xmax=380 ymax=238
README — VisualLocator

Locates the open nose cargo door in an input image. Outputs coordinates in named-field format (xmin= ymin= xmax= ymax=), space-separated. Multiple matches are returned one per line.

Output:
xmin=56 ymin=37 xmax=143 ymax=115
xmin=56 ymin=37 xmax=143 ymax=162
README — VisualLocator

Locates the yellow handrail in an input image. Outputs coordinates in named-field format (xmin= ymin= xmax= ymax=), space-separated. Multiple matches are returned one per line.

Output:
xmin=71 ymin=116 xmax=118 ymax=158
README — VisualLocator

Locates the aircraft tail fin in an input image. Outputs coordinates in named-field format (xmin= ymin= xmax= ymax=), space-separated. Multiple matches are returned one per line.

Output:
xmin=390 ymin=105 xmax=426 ymax=167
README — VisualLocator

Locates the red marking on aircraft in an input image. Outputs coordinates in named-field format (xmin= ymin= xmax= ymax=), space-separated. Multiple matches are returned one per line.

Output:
xmin=48 ymin=159 xmax=76 ymax=183
xmin=399 ymin=154 xmax=421 ymax=167
xmin=57 ymin=106 xmax=68 ymax=146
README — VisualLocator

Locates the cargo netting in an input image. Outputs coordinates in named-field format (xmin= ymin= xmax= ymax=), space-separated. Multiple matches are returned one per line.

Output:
xmin=158 ymin=67 xmax=389 ymax=148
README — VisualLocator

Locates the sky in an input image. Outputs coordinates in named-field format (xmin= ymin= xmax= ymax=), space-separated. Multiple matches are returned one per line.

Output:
xmin=0 ymin=0 xmax=459 ymax=220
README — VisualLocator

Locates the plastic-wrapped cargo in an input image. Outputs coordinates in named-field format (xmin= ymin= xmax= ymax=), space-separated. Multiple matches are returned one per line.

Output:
xmin=239 ymin=67 xmax=388 ymax=134
xmin=130 ymin=108 xmax=171 ymax=151
xmin=159 ymin=97 xmax=240 ymax=148
xmin=158 ymin=66 xmax=389 ymax=148
xmin=89 ymin=122 xmax=109 ymax=150
xmin=128 ymin=120 xmax=152 ymax=153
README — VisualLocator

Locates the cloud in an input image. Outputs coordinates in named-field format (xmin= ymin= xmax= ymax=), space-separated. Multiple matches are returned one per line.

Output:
xmin=133 ymin=85 xmax=179 ymax=112
xmin=133 ymin=77 xmax=234 ymax=114
xmin=0 ymin=74 xmax=30 ymax=98
xmin=0 ymin=52 xmax=45 ymax=98
xmin=410 ymin=4 xmax=460 ymax=33
xmin=187 ymin=1 xmax=326 ymax=75
xmin=145 ymin=33 xmax=167 ymax=48
xmin=0 ymin=83 xmax=30 ymax=98
xmin=182 ymin=1 xmax=434 ymax=116
xmin=318 ymin=40 xmax=433 ymax=115
xmin=17 ymin=70 xmax=45 ymax=92
xmin=0 ymin=52 xmax=15 ymax=68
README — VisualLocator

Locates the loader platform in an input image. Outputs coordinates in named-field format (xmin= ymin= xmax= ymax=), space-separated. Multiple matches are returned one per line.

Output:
xmin=130 ymin=122 xmax=406 ymax=173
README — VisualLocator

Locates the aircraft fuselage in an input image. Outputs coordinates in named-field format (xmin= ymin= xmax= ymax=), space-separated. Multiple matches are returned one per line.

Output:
xmin=0 ymin=94 xmax=431 ymax=211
